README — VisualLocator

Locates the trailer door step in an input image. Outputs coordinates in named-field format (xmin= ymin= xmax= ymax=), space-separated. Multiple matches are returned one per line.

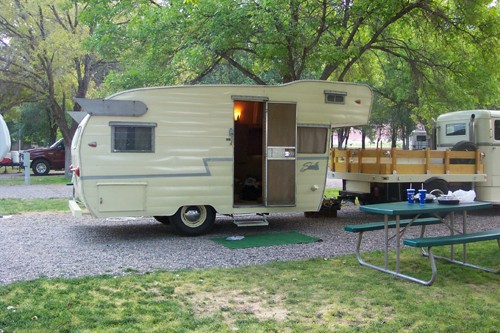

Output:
xmin=232 ymin=214 xmax=269 ymax=227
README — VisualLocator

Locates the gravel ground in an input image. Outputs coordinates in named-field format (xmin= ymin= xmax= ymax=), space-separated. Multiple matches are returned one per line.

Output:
xmin=1 ymin=175 xmax=499 ymax=285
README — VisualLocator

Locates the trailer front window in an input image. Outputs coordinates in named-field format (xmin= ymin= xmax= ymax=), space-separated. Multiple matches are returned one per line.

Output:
xmin=110 ymin=122 xmax=156 ymax=153
xmin=445 ymin=123 xmax=466 ymax=136
xmin=495 ymin=120 xmax=500 ymax=140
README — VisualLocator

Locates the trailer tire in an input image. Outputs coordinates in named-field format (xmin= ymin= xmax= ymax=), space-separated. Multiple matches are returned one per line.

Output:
xmin=169 ymin=205 xmax=216 ymax=236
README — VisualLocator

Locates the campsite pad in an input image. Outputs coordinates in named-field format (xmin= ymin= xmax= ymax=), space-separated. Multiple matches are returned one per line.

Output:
xmin=212 ymin=231 xmax=321 ymax=249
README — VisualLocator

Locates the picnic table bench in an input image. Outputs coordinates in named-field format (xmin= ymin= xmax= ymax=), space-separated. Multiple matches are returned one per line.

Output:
xmin=344 ymin=217 xmax=442 ymax=233
xmin=345 ymin=201 xmax=498 ymax=285
xmin=403 ymin=228 xmax=500 ymax=284
xmin=345 ymin=217 xmax=442 ymax=270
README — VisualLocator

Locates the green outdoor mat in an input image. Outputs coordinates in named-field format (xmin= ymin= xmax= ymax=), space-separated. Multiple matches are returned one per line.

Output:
xmin=212 ymin=231 xmax=321 ymax=249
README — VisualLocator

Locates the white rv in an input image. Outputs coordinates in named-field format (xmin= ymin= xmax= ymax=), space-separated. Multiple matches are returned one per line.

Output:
xmin=69 ymin=80 xmax=373 ymax=235
xmin=409 ymin=130 xmax=428 ymax=150
xmin=0 ymin=114 xmax=11 ymax=159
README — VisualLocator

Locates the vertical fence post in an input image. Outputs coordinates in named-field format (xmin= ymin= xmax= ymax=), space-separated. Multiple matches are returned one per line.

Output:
xmin=23 ymin=152 xmax=30 ymax=185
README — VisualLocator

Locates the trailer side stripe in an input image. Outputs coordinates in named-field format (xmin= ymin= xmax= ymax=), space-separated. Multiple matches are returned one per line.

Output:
xmin=79 ymin=156 xmax=328 ymax=181
xmin=79 ymin=157 xmax=232 ymax=181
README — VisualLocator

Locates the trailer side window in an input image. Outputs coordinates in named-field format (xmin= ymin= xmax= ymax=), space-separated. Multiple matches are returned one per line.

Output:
xmin=110 ymin=122 xmax=156 ymax=153
xmin=298 ymin=127 xmax=328 ymax=154
xmin=495 ymin=120 xmax=500 ymax=140
xmin=324 ymin=90 xmax=346 ymax=104
xmin=445 ymin=123 xmax=466 ymax=136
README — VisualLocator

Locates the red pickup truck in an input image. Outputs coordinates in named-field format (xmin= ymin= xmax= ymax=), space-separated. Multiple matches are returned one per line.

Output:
xmin=20 ymin=138 xmax=66 ymax=176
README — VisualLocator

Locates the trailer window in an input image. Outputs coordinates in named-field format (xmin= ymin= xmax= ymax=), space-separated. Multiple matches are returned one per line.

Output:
xmin=324 ymin=90 xmax=346 ymax=104
xmin=298 ymin=127 xmax=328 ymax=154
xmin=446 ymin=123 xmax=466 ymax=136
xmin=110 ymin=122 xmax=156 ymax=153
xmin=495 ymin=120 xmax=500 ymax=140
xmin=416 ymin=135 xmax=427 ymax=142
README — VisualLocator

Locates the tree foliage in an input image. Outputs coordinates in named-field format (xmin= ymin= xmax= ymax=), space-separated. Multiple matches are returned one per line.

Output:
xmin=78 ymin=0 xmax=499 ymax=146
xmin=2 ymin=0 xmax=499 ymax=149
xmin=0 ymin=0 xmax=107 ymax=145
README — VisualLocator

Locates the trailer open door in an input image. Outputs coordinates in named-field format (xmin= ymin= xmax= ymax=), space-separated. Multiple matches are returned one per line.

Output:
xmin=232 ymin=100 xmax=297 ymax=207
xmin=265 ymin=103 xmax=296 ymax=206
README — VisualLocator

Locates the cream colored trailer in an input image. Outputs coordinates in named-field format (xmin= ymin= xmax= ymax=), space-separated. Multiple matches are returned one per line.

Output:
xmin=69 ymin=81 xmax=373 ymax=235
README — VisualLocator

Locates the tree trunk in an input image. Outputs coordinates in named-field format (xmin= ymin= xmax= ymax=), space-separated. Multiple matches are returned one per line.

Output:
xmin=391 ymin=127 xmax=398 ymax=148
xmin=361 ymin=127 xmax=366 ymax=149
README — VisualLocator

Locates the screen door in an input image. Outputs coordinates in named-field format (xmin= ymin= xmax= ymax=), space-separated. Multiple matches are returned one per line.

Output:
xmin=265 ymin=103 xmax=296 ymax=206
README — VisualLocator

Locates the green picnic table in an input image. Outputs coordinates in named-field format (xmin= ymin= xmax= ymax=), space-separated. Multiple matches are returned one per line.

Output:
xmin=345 ymin=201 xmax=498 ymax=285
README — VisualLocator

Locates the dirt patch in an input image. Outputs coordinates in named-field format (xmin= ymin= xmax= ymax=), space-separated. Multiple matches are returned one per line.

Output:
xmin=175 ymin=286 xmax=289 ymax=324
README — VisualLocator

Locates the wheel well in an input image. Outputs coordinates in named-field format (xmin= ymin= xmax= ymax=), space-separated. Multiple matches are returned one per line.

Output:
xmin=31 ymin=158 xmax=50 ymax=167
xmin=424 ymin=177 xmax=450 ymax=196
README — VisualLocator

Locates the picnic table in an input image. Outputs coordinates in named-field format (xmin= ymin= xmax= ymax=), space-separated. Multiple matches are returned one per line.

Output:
xmin=345 ymin=201 xmax=499 ymax=285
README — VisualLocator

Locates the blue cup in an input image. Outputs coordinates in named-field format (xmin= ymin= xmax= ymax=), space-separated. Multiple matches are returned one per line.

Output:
xmin=407 ymin=189 xmax=415 ymax=204
xmin=419 ymin=189 xmax=427 ymax=204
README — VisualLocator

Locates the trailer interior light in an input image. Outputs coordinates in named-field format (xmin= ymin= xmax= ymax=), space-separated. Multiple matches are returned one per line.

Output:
xmin=234 ymin=106 xmax=242 ymax=121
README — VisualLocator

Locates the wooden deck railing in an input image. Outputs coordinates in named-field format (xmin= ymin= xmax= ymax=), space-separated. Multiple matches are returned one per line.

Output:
xmin=330 ymin=148 xmax=484 ymax=175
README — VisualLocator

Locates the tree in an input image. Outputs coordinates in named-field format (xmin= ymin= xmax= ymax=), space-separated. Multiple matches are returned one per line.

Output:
xmin=0 ymin=0 xmax=106 ymax=148
xmin=19 ymin=102 xmax=58 ymax=146
xmin=79 ymin=0 xmax=499 ymax=148
xmin=359 ymin=0 xmax=499 ymax=145
xmin=81 ymin=1 xmax=497 ymax=85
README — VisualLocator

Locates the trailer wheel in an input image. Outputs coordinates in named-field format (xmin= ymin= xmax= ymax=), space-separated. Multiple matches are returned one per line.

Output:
xmin=32 ymin=159 xmax=50 ymax=176
xmin=153 ymin=216 xmax=170 ymax=225
xmin=169 ymin=205 xmax=216 ymax=236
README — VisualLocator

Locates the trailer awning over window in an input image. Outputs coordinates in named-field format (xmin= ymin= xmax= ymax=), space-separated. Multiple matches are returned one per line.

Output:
xmin=75 ymin=98 xmax=148 ymax=117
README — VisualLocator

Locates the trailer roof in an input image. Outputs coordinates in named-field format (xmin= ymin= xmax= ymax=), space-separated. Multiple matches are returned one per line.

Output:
xmin=437 ymin=110 xmax=500 ymax=121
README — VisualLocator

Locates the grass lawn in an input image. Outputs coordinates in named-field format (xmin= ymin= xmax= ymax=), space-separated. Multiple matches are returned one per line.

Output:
xmin=324 ymin=187 xmax=340 ymax=198
xmin=1 ymin=181 xmax=498 ymax=332
xmin=0 ymin=174 xmax=69 ymax=186
xmin=0 ymin=241 xmax=498 ymax=333
xmin=0 ymin=175 xmax=70 ymax=214
xmin=0 ymin=198 xmax=69 ymax=214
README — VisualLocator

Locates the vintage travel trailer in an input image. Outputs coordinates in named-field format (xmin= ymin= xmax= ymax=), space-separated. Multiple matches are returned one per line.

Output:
xmin=70 ymin=80 xmax=373 ymax=235
xmin=0 ymin=114 xmax=11 ymax=159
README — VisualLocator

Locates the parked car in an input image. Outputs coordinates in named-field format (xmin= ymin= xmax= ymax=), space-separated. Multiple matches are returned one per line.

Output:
xmin=21 ymin=138 xmax=66 ymax=176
